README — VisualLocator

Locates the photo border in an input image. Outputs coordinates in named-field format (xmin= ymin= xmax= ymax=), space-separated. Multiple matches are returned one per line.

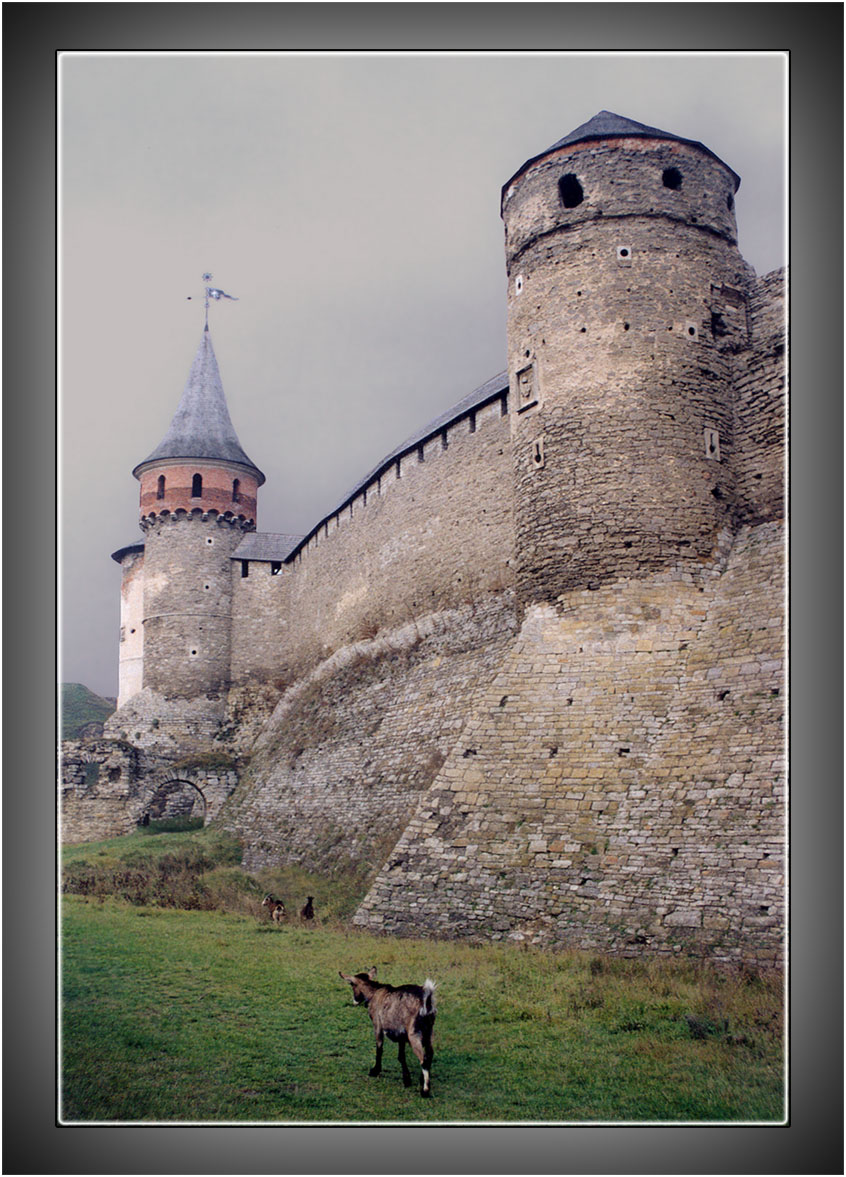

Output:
xmin=4 ymin=3 xmax=842 ymax=1173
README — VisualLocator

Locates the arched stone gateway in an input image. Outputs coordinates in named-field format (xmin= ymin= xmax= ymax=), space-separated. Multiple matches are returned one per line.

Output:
xmin=143 ymin=778 xmax=207 ymax=824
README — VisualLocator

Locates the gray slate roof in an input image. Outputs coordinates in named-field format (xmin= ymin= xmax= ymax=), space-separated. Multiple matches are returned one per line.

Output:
xmin=232 ymin=532 xmax=304 ymax=563
xmin=502 ymin=109 xmax=740 ymax=198
xmin=110 ymin=540 xmax=145 ymax=564
xmin=285 ymin=369 xmax=509 ymax=562
xmin=133 ymin=329 xmax=265 ymax=484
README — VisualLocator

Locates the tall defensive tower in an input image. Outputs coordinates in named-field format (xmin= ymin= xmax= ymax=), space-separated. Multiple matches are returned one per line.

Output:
xmin=501 ymin=111 xmax=754 ymax=603
xmin=129 ymin=324 xmax=264 ymax=701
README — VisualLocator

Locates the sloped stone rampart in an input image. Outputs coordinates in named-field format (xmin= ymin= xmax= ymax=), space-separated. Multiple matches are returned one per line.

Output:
xmin=220 ymin=594 xmax=518 ymax=874
xmin=354 ymin=521 xmax=784 ymax=964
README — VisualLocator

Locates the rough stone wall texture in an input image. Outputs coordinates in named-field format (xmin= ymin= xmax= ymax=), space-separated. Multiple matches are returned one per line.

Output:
xmin=105 ymin=687 xmax=227 ymax=751
xmin=354 ymin=521 xmax=784 ymax=965
xmin=61 ymin=737 xmax=239 ymax=844
xmin=732 ymin=269 xmax=786 ymax=523
xmin=229 ymin=398 xmax=515 ymax=683
xmin=61 ymin=739 xmax=142 ymax=843
xmin=139 ymin=513 xmax=247 ymax=699
xmin=503 ymin=137 xmax=755 ymax=603
xmin=220 ymin=594 xmax=518 ymax=874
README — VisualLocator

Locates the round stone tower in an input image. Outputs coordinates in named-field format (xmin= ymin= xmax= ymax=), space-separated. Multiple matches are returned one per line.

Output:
xmin=131 ymin=326 xmax=264 ymax=701
xmin=501 ymin=110 xmax=755 ymax=603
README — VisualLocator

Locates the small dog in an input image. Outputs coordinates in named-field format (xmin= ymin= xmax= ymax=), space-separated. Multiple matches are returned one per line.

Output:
xmin=339 ymin=967 xmax=436 ymax=1096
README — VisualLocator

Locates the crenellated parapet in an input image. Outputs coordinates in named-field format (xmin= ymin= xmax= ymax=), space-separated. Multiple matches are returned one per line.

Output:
xmin=138 ymin=507 xmax=257 ymax=532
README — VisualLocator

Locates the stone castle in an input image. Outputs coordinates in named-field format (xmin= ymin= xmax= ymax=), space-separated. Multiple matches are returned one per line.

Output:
xmin=62 ymin=112 xmax=786 ymax=963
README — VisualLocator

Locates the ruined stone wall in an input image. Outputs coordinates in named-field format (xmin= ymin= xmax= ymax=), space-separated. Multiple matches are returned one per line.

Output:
xmin=221 ymin=593 xmax=518 ymax=874
xmin=229 ymin=397 xmax=515 ymax=684
xmin=355 ymin=521 xmax=785 ymax=965
xmin=61 ymin=739 xmax=143 ymax=843
xmin=732 ymin=269 xmax=786 ymax=523
xmin=61 ymin=737 xmax=239 ymax=844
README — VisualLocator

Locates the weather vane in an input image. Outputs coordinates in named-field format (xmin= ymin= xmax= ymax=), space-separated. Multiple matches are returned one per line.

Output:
xmin=187 ymin=272 xmax=239 ymax=329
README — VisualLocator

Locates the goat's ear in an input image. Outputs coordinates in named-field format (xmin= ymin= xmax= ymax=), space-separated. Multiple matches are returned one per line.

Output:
xmin=368 ymin=966 xmax=377 ymax=979
xmin=339 ymin=971 xmax=351 ymax=982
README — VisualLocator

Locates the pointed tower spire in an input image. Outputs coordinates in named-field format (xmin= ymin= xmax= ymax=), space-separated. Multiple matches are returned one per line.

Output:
xmin=133 ymin=330 xmax=264 ymax=484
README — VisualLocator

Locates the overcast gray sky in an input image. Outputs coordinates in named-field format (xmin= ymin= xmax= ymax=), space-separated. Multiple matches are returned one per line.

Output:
xmin=59 ymin=52 xmax=786 ymax=698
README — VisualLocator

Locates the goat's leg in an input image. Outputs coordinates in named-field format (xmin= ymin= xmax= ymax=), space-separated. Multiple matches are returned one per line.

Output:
xmin=397 ymin=1039 xmax=412 ymax=1087
xmin=407 ymin=1030 xmax=432 ymax=1097
xmin=369 ymin=1027 xmax=383 ymax=1077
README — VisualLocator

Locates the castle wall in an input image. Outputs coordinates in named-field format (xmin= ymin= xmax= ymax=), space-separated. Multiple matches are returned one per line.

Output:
xmin=732 ymin=269 xmax=787 ymax=522
xmin=221 ymin=593 xmax=518 ymax=874
xmin=229 ymin=397 xmax=515 ymax=683
xmin=354 ymin=521 xmax=785 ymax=965
xmin=94 ymin=120 xmax=785 ymax=965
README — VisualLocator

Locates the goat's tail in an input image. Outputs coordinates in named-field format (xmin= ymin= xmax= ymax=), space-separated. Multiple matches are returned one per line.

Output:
xmin=421 ymin=978 xmax=437 ymax=1016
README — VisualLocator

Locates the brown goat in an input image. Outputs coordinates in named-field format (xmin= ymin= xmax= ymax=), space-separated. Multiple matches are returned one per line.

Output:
xmin=300 ymin=896 xmax=315 ymax=920
xmin=261 ymin=894 xmax=286 ymax=922
xmin=339 ymin=967 xmax=436 ymax=1097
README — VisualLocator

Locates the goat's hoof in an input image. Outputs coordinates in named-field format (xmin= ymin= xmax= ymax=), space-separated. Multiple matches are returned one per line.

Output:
xmin=368 ymin=1068 xmax=380 ymax=1078
xmin=421 ymin=1088 xmax=431 ymax=1098
xmin=402 ymin=1076 xmax=412 ymax=1087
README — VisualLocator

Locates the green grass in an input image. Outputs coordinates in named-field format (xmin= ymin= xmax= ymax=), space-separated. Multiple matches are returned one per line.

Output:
xmin=61 ymin=682 xmax=116 ymax=738
xmin=60 ymin=831 xmax=785 ymax=1124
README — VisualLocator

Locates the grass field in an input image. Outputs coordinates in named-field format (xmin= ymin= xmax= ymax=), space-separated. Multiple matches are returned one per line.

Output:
xmin=60 ymin=830 xmax=786 ymax=1124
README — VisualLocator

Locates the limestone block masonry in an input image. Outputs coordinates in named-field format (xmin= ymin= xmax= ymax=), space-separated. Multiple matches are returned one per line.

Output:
xmin=67 ymin=113 xmax=785 ymax=964
xmin=221 ymin=595 xmax=519 ymax=875
xmin=139 ymin=514 xmax=246 ymax=700
xmin=230 ymin=396 xmax=515 ymax=683
xmin=354 ymin=523 xmax=785 ymax=964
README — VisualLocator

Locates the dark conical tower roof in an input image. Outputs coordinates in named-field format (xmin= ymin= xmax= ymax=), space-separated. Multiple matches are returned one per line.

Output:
xmin=503 ymin=110 xmax=740 ymax=197
xmin=132 ymin=328 xmax=265 ymax=484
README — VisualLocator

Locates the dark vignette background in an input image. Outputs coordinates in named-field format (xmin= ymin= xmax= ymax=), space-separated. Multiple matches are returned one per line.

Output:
xmin=3 ymin=3 xmax=842 ymax=1174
